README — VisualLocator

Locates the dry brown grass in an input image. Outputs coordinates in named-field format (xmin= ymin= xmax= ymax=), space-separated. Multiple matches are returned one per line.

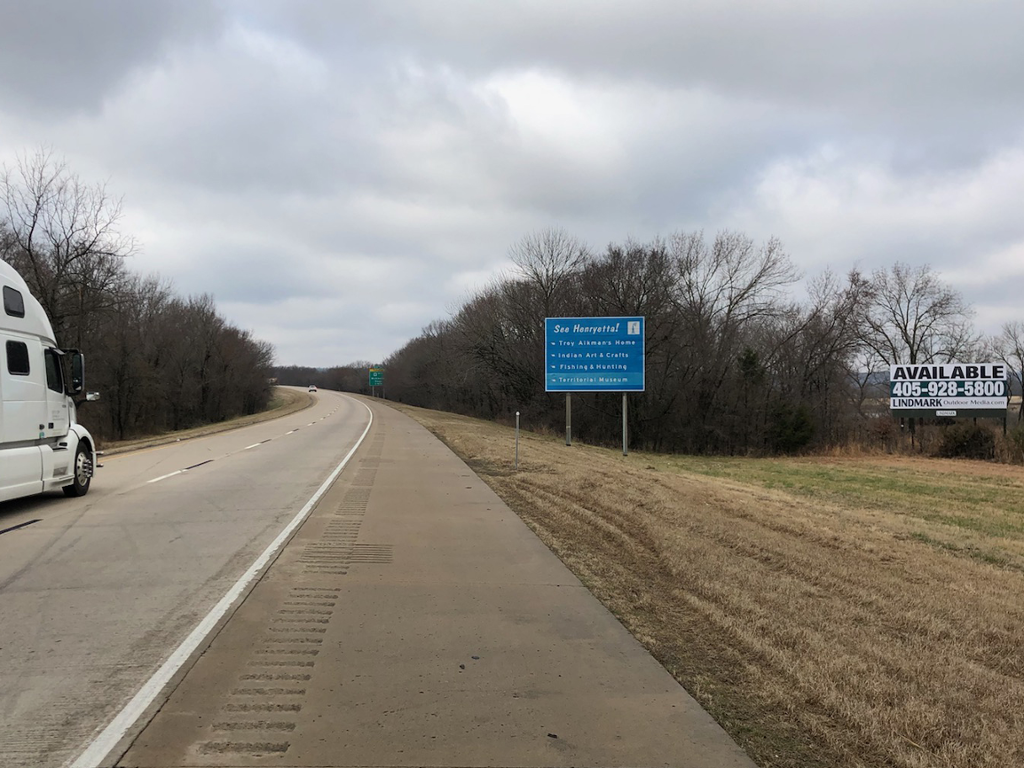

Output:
xmin=388 ymin=401 xmax=1024 ymax=768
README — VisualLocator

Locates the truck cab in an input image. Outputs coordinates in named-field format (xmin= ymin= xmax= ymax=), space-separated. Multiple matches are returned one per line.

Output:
xmin=1 ymin=260 xmax=97 ymax=502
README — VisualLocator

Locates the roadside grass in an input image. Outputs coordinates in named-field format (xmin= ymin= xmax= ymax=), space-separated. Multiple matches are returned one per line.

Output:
xmin=98 ymin=386 xmax=313 ymax=455
xmin=385 ymin=401 xmax=1024 ymax=768
xmin=661 ymin=454 xmax=1024 ymax=563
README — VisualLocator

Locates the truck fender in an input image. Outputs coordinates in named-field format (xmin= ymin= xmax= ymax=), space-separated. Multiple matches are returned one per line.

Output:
xmin=67 ymin=424 xmax=97 ymax=470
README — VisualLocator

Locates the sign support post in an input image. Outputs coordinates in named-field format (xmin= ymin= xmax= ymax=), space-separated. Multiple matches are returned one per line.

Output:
xmin=368 ymin=367 xmax=384 ymax=398
xmin=545 ymin=316 xmax=645 ymax=455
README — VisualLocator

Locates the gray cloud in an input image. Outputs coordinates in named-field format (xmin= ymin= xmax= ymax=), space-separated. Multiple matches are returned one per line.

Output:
xmin=0 ymin=0 xmax=222 ymax=116
xmin=1 ymin=0 xmax=1022 ymax=366
xmin=273 ymin=2 xmax=1024 ymax=134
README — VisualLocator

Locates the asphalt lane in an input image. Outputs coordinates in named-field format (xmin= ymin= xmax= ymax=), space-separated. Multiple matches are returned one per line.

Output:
xmin=0 ymin=389 xmax=369 ymax=768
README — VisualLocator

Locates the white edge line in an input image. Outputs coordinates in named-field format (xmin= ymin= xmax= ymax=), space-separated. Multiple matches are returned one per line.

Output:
xmin=68 ymin=397 xmax=374 ymax=768
xmin=146 ymin=470 xmax=182 ymax=484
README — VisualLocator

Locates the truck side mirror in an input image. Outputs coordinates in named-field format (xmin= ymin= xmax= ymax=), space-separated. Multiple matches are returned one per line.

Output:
xmin=69 ymin=352 xmax=85 ymax=395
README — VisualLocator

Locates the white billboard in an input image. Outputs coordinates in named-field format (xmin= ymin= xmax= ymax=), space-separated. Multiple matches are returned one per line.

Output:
xmin=889 ymin=363 xmax=1009 ymax=417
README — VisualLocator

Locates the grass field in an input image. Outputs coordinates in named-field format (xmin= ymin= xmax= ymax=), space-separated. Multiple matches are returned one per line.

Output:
xmin=387 ymin=402 xmax=1024 ymax=768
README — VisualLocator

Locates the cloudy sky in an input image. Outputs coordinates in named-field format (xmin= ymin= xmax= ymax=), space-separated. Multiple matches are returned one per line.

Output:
xmin=2 ymin=0 xmax=1022 ymax=366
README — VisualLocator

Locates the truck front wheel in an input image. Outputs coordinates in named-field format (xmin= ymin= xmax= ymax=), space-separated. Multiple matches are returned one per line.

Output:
xmin=63 ymin=443 xmax=93 ymax=497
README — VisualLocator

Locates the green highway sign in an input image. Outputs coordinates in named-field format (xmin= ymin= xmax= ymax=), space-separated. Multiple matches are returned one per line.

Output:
xmin=369 ymin=367 xmax=384 ymax=387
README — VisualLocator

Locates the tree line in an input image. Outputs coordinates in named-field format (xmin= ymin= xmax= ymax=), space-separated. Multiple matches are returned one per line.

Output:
xmin=273 ymin=363 xmax=375 ymax=395
xmin=379 ymin=229 xmax=1024 ymax=455
xmin=1 ymin=149 xmax=274 ymax=440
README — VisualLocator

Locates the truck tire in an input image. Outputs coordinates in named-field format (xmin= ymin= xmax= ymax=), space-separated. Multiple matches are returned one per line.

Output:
xmin=63 ymin=443 xmax=93 ymax=497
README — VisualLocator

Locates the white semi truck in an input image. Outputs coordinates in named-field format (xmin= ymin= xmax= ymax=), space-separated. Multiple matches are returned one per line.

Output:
xmin=1 ymin=259 xmax=97 ymax=502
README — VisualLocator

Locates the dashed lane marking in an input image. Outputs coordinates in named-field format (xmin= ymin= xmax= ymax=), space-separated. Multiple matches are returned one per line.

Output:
xmin=0 ymin=518 xmax=42 ymax=536
xmin=146 ymin=408 xmax=340 ymax=480
xmin=68 ymin=396 xmax=373 ymax=768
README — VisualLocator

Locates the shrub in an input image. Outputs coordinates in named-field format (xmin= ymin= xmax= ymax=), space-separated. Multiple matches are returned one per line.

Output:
xmin=767 ymin=402 xmax=815 ymax=454
xmin=867 ymin=417 xmax=898 ymax=448
xmin=1008 ymin=423 xmax=1024 ymax=464
xmin=936 ymin=422 xmax=996 ymax=460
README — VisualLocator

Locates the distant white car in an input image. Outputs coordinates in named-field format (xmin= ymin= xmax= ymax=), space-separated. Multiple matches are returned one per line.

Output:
xmin=308 ymin=385 xmax=317 ymax=392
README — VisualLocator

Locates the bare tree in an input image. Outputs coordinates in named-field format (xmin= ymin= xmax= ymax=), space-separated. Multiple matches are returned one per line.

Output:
xmin=1 ymin=147 xmax=135 ymax=345
xmin=445 ymin=228 xmax=592 ymax=414
xmin=0 ymin=219 xmax=12 ymax=254
xmin=1 ymin=149 xmax=277 ymax=440
xmin=385 ymin=228 xmax=904 ymax=455
xmin=993 ymin=321 xmax=1024 ymax=422
xmin=862 ymin=263 xmax=977 ymax=367
xmin=768 ymin=269 xmax=872 ymax=444
xmin=95 ymin=274 xmax=173 ymax=438
xmin=668 ymin=231 xmax=798 ymax=451
xmin=507 ymin=228 xmax=590 ymax=317
xmin=671 ymin=231 xmax=798 ymax=329
xmin=577 ymin=239 xmax=681 ymax=448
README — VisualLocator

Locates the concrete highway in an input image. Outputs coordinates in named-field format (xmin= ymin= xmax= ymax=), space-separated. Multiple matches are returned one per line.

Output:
xmin=0 ymin=389 xmax=754 ymax=768
xmin=0 ymin=388 xmax=369 ymax=768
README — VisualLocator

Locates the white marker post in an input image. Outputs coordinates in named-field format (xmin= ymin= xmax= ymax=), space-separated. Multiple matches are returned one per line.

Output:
xmin=565 ymin=394 xmax=572 ymax=446
xmin=622 ymin=393 xmax=628 ymax=456
xmin=515 ymin=411 xmax=520 ymax=470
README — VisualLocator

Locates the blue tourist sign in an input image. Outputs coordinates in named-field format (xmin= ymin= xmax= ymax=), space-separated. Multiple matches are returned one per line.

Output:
xmin=545 ymin=316 xmax=645 ymax=392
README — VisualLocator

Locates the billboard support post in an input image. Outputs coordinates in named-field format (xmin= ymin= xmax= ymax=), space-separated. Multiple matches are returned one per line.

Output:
xmin=889 ymin=363 xmax=1009 ymax=449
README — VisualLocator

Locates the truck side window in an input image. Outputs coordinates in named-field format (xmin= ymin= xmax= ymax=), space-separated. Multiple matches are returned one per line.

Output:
xmin=45 ymin=349 xmax=64 ymax=393
xmin=6 ymin=340 xmax=30 ymax=375
xmin=3 ymin=286 xmax=25 ymax=317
